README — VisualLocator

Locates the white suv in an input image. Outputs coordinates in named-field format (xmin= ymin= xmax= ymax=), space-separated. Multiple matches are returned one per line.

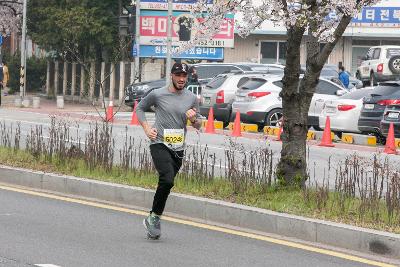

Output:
xmin=356 ymin=45 xmax=400 ymax=86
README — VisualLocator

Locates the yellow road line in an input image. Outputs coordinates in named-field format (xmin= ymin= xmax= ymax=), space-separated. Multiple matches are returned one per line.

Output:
xmin=0 ymin=184 xmax=395 ymax=267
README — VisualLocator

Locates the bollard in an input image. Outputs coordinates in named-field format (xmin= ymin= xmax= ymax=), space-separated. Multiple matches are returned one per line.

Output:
xmin=14 ymin=97 xmax=22 ymax=108
xmin=22 ymin=99 xmax=31 ymax=108
xmin=32 ymin=97 xmax=41 ymax=109
xmin=56 ymin=95 xmax=64 ymax=109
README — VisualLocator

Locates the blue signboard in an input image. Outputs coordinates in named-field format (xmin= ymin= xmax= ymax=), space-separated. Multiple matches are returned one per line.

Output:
xmin=0 ymin=36 xmax=2 ymax=46
xmin=139 ymin=45 xmax=223 ymax=60
xmin=132 ymin=42 xmax=139 ymax=57
xmin=351 ymin=7 xmax=400 ymax=25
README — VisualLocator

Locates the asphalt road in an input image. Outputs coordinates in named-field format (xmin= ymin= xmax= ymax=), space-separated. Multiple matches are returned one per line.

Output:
xmin=1 ymin=109 xmax=400 ymax=187
xmin=0 ymin=185 xmax=383 ymax=267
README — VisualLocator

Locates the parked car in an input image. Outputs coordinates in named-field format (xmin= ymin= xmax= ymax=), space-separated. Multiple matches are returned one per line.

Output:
xmin=235 ymin=63 xmax=285 ymax=75
xmin=124 ymin=63 xmax=256 ymax=108
xmin=124 ymin=79 xmax=165 ymax=108
xmin=232 ymin=75 xmax=284 ymax=129
xmin=380 ymin=105 xmax=400 ymax=138
xmin=358 ymin=81 xmax=400 ymax=139
xmin=319 ymin=88 xmax=373 ymax=137
xmin=200 ymin=72 xmax=269 ymax=127
xmin=356 ymin=45 xmax=400 ymax=86
xmin=232 ymin=75 xmax=349 ymax=130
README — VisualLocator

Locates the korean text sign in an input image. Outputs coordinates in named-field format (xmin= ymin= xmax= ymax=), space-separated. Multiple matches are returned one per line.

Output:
xmin=139 ymin=10 xmax=234 ymax=48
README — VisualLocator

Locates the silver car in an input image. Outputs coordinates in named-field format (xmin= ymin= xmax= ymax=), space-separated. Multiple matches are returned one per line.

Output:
xmin=200 ymin=72 xmax=271 ymax=127
xmin=232 ymin=75 xmax=284 ymax=129
xmin=232 ymin=75 xmax=349 ymax=130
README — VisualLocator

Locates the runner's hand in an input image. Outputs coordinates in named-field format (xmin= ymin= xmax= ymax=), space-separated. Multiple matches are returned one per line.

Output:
xmin=186 ymin=108 xmax=197 ymax=123
xmin=145 ymin=128 xmax=158 ymax=140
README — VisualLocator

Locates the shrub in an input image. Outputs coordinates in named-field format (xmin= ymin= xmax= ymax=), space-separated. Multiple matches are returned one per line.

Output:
xmin=3 ymin=52 xmax=47 ymax=93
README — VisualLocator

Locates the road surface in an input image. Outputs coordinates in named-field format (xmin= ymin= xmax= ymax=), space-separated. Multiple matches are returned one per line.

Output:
xmin=0 ymin=184 xmax=390 ymax=267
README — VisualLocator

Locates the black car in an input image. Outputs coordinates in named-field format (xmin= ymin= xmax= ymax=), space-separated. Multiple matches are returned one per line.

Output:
xmin=358 ymin=81 xmax=400 ymax=138
xmin=124 ymin=63 xmax=256 ymax=108
xmin=124 ymin=79 xmax=165 ymax=108
xmin=380 ymin=105 xmax=400 ymax=138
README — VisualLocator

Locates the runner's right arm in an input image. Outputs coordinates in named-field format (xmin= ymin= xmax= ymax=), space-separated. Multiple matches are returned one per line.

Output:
xmin=137 ymin=90 xmax=157 ymax=140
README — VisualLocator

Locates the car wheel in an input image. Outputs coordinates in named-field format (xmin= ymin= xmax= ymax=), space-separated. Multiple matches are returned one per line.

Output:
xmin=264 ymin=109 xmax=283 ymax=127
xmin=333 ymin=131 xmax=342 ymax=139
xmin=370 ymin=72 xmax=376 ymax=86
xmin=356 ymin=71 xmax=362 ymax=81
xmin=388 ymin=55 xmax=400 ymax=74
xmin=223 ymin=120 xmax=230 ymax=128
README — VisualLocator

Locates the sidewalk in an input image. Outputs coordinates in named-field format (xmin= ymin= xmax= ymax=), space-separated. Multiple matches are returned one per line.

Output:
xmin=1 ymin=93 xmax=132 ymax=122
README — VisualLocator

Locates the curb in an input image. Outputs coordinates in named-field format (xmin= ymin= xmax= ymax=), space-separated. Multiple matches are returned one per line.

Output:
xmin=0 ymin=165 xmax=399 ymax=259
xmin=341 ymin=133 xmax=377 ymax=146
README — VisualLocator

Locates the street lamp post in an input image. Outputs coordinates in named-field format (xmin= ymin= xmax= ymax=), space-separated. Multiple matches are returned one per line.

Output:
xmin=20 ymin=0 xmax=28 ymax=100
xmin=135 ymin=0 xmax=140 ymax=82
xmin=166 ymin=0 xmax=173 ymax=86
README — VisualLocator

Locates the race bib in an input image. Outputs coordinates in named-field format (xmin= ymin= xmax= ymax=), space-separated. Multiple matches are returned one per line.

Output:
xmin=164 ymin=129 xmax=184 ymax=149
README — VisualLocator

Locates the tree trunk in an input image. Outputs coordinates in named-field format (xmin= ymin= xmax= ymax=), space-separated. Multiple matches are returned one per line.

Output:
xmin=277 ymin=15 xmax=354 ymax=187
xmin=276 ymin=26 xmax=307 ymax=187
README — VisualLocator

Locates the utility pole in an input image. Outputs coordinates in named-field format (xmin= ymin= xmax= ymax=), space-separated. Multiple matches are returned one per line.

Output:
xmin=20 ymin=0 xmax=28 ymax=100
xmin=166 ymin=0 xmax=173 ymax=86
xmin=135 ymin=0 xmax=140 ymax=82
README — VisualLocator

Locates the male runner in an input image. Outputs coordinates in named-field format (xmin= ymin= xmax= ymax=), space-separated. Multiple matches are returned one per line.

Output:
xmin=136 ymin=62 xmax=201 ymax=239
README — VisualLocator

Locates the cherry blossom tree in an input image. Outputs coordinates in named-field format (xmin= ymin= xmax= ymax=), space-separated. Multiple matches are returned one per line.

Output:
xmin=0 ymin=0 xmax=23 ymax=34
xmin=189 ymin=0 xmax=380 ymax=186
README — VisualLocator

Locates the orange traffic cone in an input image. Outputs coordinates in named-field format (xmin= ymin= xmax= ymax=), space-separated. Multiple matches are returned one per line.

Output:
xmin=384 ymin=123 xmax=397 ymax=155
xmin=205 ymin=107 xmax=216 ymax=134
xmin=231 ymin=111 xmax=242 ymax=137
xmin=318 ymin=116 xmax=334 ymax=147
xmin=130 ymin=101 xmax=139 ymax=125
xmin=106 ymin=101 xmax=114 ymax=123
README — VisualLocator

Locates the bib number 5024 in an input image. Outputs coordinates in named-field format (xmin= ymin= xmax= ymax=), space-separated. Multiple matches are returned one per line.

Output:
xmin=165 ymin=136 xmax=183 ymax=144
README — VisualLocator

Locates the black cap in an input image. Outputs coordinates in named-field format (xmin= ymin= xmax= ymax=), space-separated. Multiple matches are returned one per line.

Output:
xmin=171 ymin=63 xmax=189 ymax=74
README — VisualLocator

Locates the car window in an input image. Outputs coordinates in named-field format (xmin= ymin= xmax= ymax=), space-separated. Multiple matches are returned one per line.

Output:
xmin=329 ymin=77 xmax=343 ymax=87
xmin=240 ymin=78 xmax=267 ymax=90
xmin=316 ymin=80 xmax=339 ymax=95
xmin=196 ymin=65 xmax=239 ymax=80
xmin=272 ymin=80 xmax=283 ymax=88
xmin=320 ymin=68 xmax=338 ymax=77
xmin=366 ymin=48 xmax=374 ymax=60
xmin=205 ymin=75 xmax=227 ymax=90
xmin=386 ymin=49 xmax=400 ymax=58
xmin=340 ymin=89 xmax=372 ymax=100
xmin=237 ymin=77 xmax=250 ymax=88
xmin=371 ymin=84 xmax=400 ymax=96
xmin=373 ymin=48 xmax=381 ymax=59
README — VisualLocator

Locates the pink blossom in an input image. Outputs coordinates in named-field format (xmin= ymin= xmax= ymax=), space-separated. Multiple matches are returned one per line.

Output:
xmin=176 ymin=0 xmax=380 ymax=52
xmin=0 ymin=0 xmax=23 ymax=34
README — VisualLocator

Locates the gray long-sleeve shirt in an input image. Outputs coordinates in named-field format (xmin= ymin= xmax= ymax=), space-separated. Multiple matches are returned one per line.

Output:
xmin=136 ymin=86 xmax=200 ymax=151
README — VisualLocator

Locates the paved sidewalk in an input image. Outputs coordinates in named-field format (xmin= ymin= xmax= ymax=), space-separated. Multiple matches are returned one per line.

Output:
xmin=1 ymin=94 xmax=132 ymax=123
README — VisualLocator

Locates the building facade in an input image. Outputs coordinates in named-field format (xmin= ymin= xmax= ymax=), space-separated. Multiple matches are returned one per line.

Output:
xmin=225 ymin=0 xmax=400 ymax=75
